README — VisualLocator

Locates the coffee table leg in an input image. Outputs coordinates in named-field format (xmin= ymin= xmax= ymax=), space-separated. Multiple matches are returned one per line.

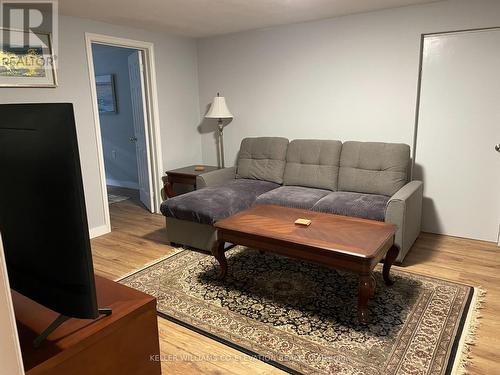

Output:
xmin=383 ymin=245 xmax=399 ymax=286
xmin=358 ymin=274 xmax=371 ymax=324
xmin=211 ymin=239 xmax=227 ymax=280
xmin=369 ymin=272 xmax=376 ymax=298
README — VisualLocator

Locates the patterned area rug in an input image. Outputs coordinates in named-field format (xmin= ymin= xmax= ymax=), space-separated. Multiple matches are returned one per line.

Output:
xmin=120 ymin=246 xmax=482 ymax=375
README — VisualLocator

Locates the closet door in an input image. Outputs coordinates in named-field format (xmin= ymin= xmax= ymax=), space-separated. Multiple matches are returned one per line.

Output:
xmin=415 ymin=29 xmax=500 ymax=242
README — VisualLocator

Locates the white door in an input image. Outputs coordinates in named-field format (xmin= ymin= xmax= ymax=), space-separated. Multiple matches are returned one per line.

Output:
xmin=128 ymin=50 xmax=153 ymax=212
xmin=415 ymin=29 xmax=500 ymax=242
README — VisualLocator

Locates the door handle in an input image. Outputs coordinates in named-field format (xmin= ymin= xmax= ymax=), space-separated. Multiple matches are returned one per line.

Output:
xmin=129 ymin=136 xmax=138 ymax=143
xmin=496 ymin=144 xmax=500 ymax=153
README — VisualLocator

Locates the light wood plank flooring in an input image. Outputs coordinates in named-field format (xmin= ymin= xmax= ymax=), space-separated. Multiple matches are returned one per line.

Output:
xmin=91 ymin=199 xmax=500 ymax=375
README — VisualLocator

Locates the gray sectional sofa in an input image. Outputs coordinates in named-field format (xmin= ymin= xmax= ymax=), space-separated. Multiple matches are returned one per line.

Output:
xmin=161 ymin=137 xmax=423 ymax=263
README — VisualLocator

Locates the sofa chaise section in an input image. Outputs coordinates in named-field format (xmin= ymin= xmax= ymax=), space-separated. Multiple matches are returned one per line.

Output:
xmin=162 ymin=137 xmax=289 ymax=250
xmin=161 ymin=179 xmax=280 ymax=225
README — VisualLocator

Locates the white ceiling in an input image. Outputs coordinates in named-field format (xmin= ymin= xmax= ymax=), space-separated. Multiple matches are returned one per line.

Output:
xmin=59 ymin=0 xmax=441 ymax=38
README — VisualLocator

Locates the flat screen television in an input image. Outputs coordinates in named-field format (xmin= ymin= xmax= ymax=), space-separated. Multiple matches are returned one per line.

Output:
xmin=0 ymin=103 xmax=99 ymax=320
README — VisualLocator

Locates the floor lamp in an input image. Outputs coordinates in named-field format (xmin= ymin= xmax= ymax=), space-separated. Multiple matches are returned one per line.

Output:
xmin=205 ymin=93 xmax=233 ymax=168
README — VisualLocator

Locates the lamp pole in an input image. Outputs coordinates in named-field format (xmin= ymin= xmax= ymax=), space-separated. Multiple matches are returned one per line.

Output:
xmin=218 ymin=118 xmax=224 ymax=168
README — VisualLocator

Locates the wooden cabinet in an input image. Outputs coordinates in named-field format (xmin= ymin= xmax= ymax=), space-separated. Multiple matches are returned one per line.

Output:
xmin=13 ymin=276 xmax=161 ymax=375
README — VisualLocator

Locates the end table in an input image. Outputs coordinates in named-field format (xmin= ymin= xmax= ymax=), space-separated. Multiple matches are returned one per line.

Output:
xmin=163 ymin=165 xmax=220 ymax=198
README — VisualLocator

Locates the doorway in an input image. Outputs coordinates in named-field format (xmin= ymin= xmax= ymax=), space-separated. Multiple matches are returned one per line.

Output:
xmin=91 ymin=43 xmax=151 ymax=212
xmin=86 ymin=34 xmax=163 ymax=236
xmin=413 ymin=28 xmax=500 ymax=244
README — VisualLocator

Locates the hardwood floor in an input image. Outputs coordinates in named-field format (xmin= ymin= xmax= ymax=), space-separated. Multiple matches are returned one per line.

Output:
xmin=91 ymin=199 xmax=500 ymax=375
xmin=91 ymin=195 xmax=175 ymax=280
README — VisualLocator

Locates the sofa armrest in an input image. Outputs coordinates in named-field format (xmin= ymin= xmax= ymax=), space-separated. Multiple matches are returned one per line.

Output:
xmin=385 ymin=180 xmax=423 ymax=263
xmin=196 ymin=166 xmax=236 ymax=188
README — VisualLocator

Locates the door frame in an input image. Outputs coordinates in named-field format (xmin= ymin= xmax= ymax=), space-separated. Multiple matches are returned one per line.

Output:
xmin=127 ymin=50 xmax=154 ymax=211
xmin=411 ymin=26 xmax=500 ymax=246
xmin=85 ymin=33 xmax=164 ymax=237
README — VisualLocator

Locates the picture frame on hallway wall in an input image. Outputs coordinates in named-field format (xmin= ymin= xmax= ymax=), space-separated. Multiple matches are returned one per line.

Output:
xmin=0 ymin=28 xmax=57 ymax=88
xmin=96 ymin=74 xmax=118 ymax=113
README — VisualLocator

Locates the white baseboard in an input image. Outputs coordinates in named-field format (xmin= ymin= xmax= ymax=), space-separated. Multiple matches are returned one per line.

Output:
xmin=89 ymin=224 xmax=110 ymax=239
xmin=106 ymin=178 xmax=139 ymax=190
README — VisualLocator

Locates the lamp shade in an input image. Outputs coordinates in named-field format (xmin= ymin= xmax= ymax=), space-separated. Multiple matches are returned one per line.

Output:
xmin=205 ymin=95 xmax=233 ymax=119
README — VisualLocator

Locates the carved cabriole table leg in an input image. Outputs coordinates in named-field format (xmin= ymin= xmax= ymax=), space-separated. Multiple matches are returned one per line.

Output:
xmin=358 ymin=274 xmax=371 ymax=324
xmin=211 ymin=239 xmax=227 ymax=280
xmin=383 ymin=244 xmax=399 ymax=286
xmin=369 ymin=272 xmax=376 ymax=298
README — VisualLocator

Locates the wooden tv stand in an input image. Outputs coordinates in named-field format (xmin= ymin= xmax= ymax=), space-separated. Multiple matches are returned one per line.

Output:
xmin=13 ymin=276 xmax=162 ymax=375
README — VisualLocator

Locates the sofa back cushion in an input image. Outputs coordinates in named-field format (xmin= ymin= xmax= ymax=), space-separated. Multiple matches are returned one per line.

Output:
xmin=339 ymin=141 xmax=410 ymax=196
xmin=236 ymin=137 xmax=289 ymax=184
xmin=283 ymin=139 xmax=342 ymax=190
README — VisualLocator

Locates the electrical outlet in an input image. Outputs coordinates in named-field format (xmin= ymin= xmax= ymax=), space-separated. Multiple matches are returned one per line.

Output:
xmin=112 ymin=150 xmax=117 ymax=159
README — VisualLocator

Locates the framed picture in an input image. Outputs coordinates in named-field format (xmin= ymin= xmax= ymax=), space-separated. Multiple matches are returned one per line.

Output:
xmin=0 ymin=28 xmax=57 ymax=87
xmin=96 ymin=74 xmax=117 ymax=113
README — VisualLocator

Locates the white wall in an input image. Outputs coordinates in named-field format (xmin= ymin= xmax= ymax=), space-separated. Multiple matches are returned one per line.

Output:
xmin=0 ymin=15 xmax=201 ymax=235
xmin=197 ymin=0 xmax=500 ymax=167
xmin=92 ymin=44 xmax=139 ymax=189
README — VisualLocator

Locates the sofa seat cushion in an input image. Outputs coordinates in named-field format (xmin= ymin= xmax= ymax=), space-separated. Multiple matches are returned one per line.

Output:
xmin=255 ymin=186 xmax=331 ymax=209
xmin=160 ymin=179 xmax=279 ymax=225
xmin=312 ymin=191 xmax=390 ymax=221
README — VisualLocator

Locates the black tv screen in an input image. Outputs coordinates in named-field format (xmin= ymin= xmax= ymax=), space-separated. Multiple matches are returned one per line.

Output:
xmin=0 ymin=103 xmax=98 ymax=319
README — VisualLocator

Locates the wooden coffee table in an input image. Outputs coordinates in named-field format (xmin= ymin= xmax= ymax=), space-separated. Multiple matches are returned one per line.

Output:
xmin=212 ymin=204 xmax=398 ymax=324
